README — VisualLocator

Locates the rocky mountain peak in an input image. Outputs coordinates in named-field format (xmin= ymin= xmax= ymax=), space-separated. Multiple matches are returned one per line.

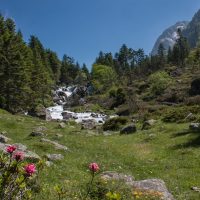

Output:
xmin=151 ymin=21 xmax=189 ymax=55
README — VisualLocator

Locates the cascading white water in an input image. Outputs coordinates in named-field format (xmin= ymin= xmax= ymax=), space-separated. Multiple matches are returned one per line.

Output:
xmin=46 ymin=86 xmax=107 ymax=123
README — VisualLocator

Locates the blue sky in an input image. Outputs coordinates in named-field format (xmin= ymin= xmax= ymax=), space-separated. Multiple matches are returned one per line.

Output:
xmin=1 ymin=0 xmax=200 ymax=68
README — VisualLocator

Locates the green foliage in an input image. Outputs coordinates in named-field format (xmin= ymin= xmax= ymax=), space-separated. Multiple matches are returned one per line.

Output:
xmin=170 ymin=29 xmax=189 ymax=66
xmin=29 ymin=36 xmax=53 ymax=108
xmin=149 ymin=71 xmax=172 ymax=95
xmin=89 ymin=179 xmax=133 ymax=200
xmin=0 ymin=17 xmax=33 ymax=113
xmin=0 ymin=146 xmax=41 ymax=200
xmin=103 ymin=117 xmax=128 ymax=131
xmin=109 ymin=88 xmax=126 ymax=108
xmin=162 ymin=106 xmax=200 ymax=123
xmin=91 ymin=64 xmax=117 ymax=93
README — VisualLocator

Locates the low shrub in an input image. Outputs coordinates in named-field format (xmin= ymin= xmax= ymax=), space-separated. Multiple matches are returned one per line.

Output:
xmin=185 ymin=95 xmax=200 ymax=105
xmin=109 ymin=88 xmax=126 ymax=108
xmin=149 ymin=71 xmax=172 ymax=96
xmin=115 ymin=106 xmax=130 ymax=116
xmin=0 ymin=145 xmax=42 ymax=200
xmin=162 ymin=106 xmax=200 ymax=123
xmin=103 ymin=117 xmax=128 ymax=131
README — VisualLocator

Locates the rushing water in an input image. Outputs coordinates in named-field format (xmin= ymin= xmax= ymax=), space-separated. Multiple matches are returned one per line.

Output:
xmin=46 ymin=87 xmax=107 ymax=123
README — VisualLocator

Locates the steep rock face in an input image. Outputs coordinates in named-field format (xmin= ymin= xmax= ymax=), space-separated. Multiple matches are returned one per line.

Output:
xmin=151 ymin=21 xmax=188 ymax=55
xmin=183 ymin=9 xmax=200 ymax=48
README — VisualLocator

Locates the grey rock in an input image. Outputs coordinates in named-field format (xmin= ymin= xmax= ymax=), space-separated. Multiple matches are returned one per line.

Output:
xmin=59 ymin=122 xmax=66 ymax=129
xmin=120 ymin=124 xmax=136 ymax=134
xmin=101 ymin=172 xmax=174 ymax=200
xmin=34 ymin=126 xmax=47 ymax=132
xmin=46 ymin=109 xmax=52 ymax=121
xmin=91 ymin=113 xmax=98 ymax=118
xmin=55 ymin=134 xmax=63 ymax=138
xmin=62 ymin=112 xmax=73 ymax=120
xmin=46 ymin=154 xmax=64 ymax=161
xmin=191 ymin=186 xmax=200 ymax=192
xmin=0 ymin=143 xmax=7 ymax=152
xmin=185 ymin=113 xmax=193 ymax=121
xmin=0 ymin=134 xmax=10 ymax=143
xmin=131 ymin=179 xmax=175 ymax=200
xmin=103 ymin=131 xmax=112 ymax=136
xmin=1 ymin=131 xmax=7 ymax=135
xmin=189 ymin=123 xmax=200 ymax=131
xmin=14 ymin=143 xmax=27 ymax=151
xmin=24 ymin=151 xmax=41 ymax=161
xmin=34 ymin=105 xmax=46 ymax=119
xmin=40 ymin=138 xmax=68 ymax=151
xmin=142 ymin=119 xmax=156 ymax=130
xmin=81 ymin=119 xmax=97 ymax=130
xmin=101 ymin=171 xmax=135 ymax=184
xmin=45 ymin=161 xmax=54 ymax=167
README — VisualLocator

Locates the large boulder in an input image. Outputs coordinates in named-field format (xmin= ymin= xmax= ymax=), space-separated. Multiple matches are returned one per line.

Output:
xmin=120 ymin=124 xmax=136 ymax=134
xmin=101 ymin=172 xmax=174 ymax=200
xmin=131 ymin=179 xmax=175 ymax=200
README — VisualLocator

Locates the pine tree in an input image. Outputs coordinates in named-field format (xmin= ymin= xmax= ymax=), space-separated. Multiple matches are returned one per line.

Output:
xmin=0 ymin=17 xmax=33 ymax=113
xmin=171 ymin=28 xmax=190 ymax=66
xmin=46 ymin=49 xmax=61 ymax=83
xmin=29 ymin=36 xmax=53 ymax=108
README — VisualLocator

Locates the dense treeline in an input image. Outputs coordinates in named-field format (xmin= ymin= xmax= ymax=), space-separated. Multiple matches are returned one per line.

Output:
xmin=0 ymin=15 xmax=192 ymax=113
xmin=0 ymin=15 xmax=87 ymax=113
xmin=92 ymin=28 xmax=190 ymax=90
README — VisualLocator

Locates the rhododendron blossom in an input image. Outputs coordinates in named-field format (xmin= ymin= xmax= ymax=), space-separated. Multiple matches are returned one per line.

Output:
xmin=6 ymin=145 xmax=16 ymax=154
xmin=89 ymin=162 xmax=99 ymax=172
xmin=13 ymin=151 xmax=24 ymax=161
xmin=24 ymin=163 xmax=36 ymax=176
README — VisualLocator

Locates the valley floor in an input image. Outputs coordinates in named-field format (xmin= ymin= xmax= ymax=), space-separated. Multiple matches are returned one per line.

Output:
xmin=0 ymin=109 xmax=200 ymax=199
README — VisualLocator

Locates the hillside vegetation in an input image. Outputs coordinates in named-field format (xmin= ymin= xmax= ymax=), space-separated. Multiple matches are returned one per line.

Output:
xmin=0 ymin=108 xmax=200 ymax=199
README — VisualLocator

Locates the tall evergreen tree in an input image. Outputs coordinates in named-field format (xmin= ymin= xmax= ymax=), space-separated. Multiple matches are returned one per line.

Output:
xmin=0 ymin=17 xmax=33 ymax=112
xmin=29 ymin=36 xmax=52 ymax=108
xmin=171 ymin=29 xmax=190 ymax=65
xmin=46 ymin=49 xmax=61 ymax=83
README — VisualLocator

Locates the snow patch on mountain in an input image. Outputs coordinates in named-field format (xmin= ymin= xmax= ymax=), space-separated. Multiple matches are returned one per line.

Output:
xmin=151 ymin=21 xmax=188 ymax=55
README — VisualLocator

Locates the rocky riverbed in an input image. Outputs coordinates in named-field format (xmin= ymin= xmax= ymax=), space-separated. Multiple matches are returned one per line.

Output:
xmin=46 ymin=86 xmax=108 ymax=124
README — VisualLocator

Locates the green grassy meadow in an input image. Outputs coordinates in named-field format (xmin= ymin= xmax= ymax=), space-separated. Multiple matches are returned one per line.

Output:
xmin=0 ymin=109 xmax=200 ymax=199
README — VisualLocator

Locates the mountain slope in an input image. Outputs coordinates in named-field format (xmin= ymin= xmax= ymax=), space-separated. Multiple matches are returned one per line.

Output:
xmin=183 ymin=9 xmax=200 ymax=48
xmin=151 ymin=21 xmax=188 ymax=55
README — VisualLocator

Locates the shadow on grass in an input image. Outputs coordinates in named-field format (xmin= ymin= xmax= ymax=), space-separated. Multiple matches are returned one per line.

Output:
xmin=172 ymin=129 xmax=200 ymax=148
xmin=171 ymin=130 xmax=194 ymax=137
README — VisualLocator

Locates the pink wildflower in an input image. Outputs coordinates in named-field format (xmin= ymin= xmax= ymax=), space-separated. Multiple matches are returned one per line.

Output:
xmin=6 ymin=145 xmax=16 ymax=154
xmin=89 ymin=162 xmax=99 ymax=173
xmin=24 ymin=163 xmax=36 ymax=176
xmin=13 ymin=151 xmax=24 ymax=161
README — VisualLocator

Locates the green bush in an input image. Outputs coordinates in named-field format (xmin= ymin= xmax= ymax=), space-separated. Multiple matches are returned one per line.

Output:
xmin=109 ymin=88 xmax=126 ymax=108
xmin=162 ymin=106 xmax=200 ymax=123
xmin=91 ymin=64 xmax=117 ymax=93
xmin=103 ymin=117 xmax=128 ymax=131
xmin=149 ymin=71 xmax=172 ymax=95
